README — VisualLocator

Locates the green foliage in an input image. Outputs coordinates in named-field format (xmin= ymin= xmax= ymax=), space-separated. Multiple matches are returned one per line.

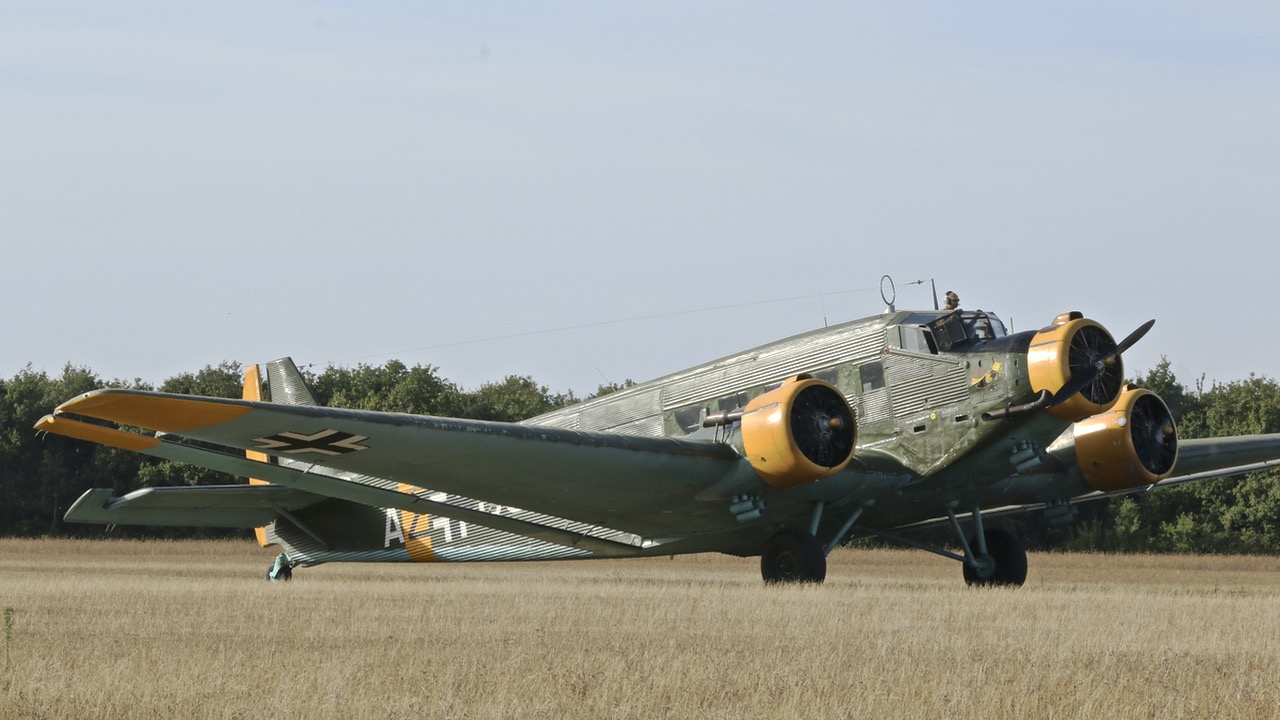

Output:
xmin=588 ymin=379 xmax=637 ymax=400
xmin=0 ymin=364 xmax=144 ymax=536
xmin=160 ymin=362 xmax=243 ymax=398
xmin=308 ymin=360 xmax=464 ymax=416
xmin=1134 ymin=357 xmax=1197 ymax=424
xmin=460 ymin=375 xmax=572 ymax=422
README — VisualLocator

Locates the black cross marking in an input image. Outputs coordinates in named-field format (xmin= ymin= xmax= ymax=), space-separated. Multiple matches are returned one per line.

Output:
xmin=252 ymin=429 xmax=370 ymax=456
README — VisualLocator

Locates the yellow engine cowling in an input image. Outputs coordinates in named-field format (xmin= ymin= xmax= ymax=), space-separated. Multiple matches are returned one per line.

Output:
xmin=740 ymin=376 xmax=856 ymax=489
xmin=1074 ymin=385 xmax=1179 ymax=492
xmin=1028 ymin=313 xmax=1124 ymax=421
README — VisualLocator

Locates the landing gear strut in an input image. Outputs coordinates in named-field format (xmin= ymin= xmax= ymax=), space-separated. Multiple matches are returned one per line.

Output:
xmin=946 ymin=506 xmax=1026 ymax=587
xmin=266 ymin=553 xmax=294 ymax=582
xmin=761 ymin=527 xmax=826 ymax=584
xmin=759 ymin=501 xmax=868 ymax=584
xmin=878 ymin=505 xmax=1029 ymax=587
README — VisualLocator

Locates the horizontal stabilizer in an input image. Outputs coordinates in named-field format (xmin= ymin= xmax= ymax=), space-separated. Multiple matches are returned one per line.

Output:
xmin=64 ymin=485 xmax=326 ymax=528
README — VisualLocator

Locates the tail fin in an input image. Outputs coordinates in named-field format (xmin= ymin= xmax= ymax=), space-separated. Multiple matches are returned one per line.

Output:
xmin=242 ymin=357 xmax=318 ymax=547
xmin=262 ymin=357 xmax=318 ymax=406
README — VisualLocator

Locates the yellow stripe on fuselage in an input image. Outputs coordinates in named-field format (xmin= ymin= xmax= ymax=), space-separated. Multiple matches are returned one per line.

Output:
xmin=397 ymin=482 xmax=438 ymax=561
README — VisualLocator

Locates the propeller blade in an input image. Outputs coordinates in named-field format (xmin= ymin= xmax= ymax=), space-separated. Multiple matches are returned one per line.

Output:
xmin=1114 ymin=319 xmax=1155 ymax=356
xmin=1049 ymin=367 xmax=1097 ymax=407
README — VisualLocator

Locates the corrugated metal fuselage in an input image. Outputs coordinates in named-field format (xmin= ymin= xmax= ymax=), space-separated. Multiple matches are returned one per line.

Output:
xmin=277 ymin=309 xmax=1085 ymax=566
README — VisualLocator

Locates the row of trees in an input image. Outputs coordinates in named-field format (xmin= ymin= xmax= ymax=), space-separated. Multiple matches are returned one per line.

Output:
xmin=2 ymin=358 xmax=1278 ymax=553
xmin=0 ymin=360 xmax=627 ymax=537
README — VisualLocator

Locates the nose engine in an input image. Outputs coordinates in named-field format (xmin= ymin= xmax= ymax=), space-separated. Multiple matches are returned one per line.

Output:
xmin=1028 ymin=313 xmax=1126 ymax=421
xmin=1072 ymin=386 xmax=1179 ymax=492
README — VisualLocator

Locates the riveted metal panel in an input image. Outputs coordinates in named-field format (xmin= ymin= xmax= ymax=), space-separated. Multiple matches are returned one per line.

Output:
xmin=526 ymin=316 xmax=898 ymax=438
xmin=578 ymin=389 xmax=662 ymax=432
xmin=859 ymin=387 xmax=894 ymax=424
xmin=659 ymin=322 xmax=890 ymax=410
xmin=885 ymin=353 xmax=969 ymax=416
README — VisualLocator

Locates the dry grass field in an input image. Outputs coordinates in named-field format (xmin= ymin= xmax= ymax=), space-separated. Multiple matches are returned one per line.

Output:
xmin=1 ymin=538 xmax=1278 ymax=719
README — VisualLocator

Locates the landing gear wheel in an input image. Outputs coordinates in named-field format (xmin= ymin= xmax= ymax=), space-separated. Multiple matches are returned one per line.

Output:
xmin=265 ymin=554 xmax=293 ymax=582
xmin=761 ymin=527 xmax=827 ymax=584
xmin=962 ymin=528 xmax=1027 ymax=587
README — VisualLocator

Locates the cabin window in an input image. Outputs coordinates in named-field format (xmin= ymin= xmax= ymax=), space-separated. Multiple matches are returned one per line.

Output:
xmin=812 ymin=368 xmax=839 ymax=386
xmin=672 ymin=406 xmax=704 ymax=433
xmin=859 ymin=361 xmax=885 ymax=393
xmin=898 ymin=326 xmax=937 ymax=355
xmin=718 ymin=392 xmax=748 ymax=412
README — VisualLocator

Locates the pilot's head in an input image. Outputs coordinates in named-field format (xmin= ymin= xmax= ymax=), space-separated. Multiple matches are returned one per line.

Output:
xmin=944 ymin=291 xmax=960 ymax=310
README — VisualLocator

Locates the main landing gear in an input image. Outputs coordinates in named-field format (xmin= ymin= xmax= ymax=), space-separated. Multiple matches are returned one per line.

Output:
xmin=762 ymin=502 xmax=1028 ymax=587
xmin=761 ymin=501 xmax=867 ymax=584
xmin=960 ymin=527 xmax=1027 ymax=587
xmin=265 ymin=553 xmax=294 ymax=582
xmin=881 ymin=505 xmax=1028 ymax=587
xmin=761 ymin=528 xmax=827 ymax=583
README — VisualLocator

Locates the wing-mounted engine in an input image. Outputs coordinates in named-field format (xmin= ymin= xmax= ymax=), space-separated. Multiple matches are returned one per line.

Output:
xmin=1028 ymin=313 xmax=1125 ymax=421
xmin=738 ymin=375 xmax=856 ymax=489
xmin=1073 ymin=385 xmax=1178 ymax=492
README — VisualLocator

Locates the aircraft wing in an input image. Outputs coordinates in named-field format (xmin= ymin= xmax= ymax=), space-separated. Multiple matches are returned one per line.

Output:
xmin=886 ymin=433 xmax=1280 ymax=535
xmin=39 ymin=389 xmax=753 ymax=541
xmin=1163 ymin=435 xmax=1280 ymax=480
xmin=63 ymin=484 xmax=326 ymax=528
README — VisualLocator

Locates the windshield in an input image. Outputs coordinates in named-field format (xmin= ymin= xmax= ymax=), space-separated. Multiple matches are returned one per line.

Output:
xmin=891 ymin=310 xmax=1009 ymax=354
xmin=960 ymin=310 xmax=1007 ymax=341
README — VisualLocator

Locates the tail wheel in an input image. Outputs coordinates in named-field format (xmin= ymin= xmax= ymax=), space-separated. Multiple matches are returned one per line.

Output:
xmin=761 ymin=527 xmax=826 ymax=584
xmin=962 ymin=528 xmax=1027 ymax=587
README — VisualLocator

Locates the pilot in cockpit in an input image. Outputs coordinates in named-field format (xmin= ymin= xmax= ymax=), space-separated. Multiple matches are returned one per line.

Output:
xmin=944 ymin=291 xmax=960 ymax=310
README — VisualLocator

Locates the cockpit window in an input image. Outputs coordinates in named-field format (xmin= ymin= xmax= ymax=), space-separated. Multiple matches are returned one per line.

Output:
xmin=932 ymin=314 xmax=967 ymax=350
xmin=898 ymin=326 xmax=937 ymax=354
xmin=891 ymin=310 xmax=1008 ymax=353
xmin=959 ymin=311 xmax=1007 ymax=340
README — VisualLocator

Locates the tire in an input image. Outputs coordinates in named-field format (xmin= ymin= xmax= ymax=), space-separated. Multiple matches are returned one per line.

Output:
xmin=962 ymin=527 xmax=1027 ymax=587
xmin=761 ymin=527 xmax=827 ymax=584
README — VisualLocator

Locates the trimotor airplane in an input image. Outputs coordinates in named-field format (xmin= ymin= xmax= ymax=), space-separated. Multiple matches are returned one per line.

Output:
xmin=36 ymin=297 xmax=1280 ymax=586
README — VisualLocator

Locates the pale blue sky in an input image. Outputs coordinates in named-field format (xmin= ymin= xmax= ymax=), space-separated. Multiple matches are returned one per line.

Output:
xmin=3 ymin=2 xmax=1278 ymax=395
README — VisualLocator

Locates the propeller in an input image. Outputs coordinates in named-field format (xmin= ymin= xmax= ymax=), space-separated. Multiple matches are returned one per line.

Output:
xmin=1049 ymin=319 xmax=1155 ymax=408
xmin=790 ymin=384 xmax=855 ymax=467
xmin=1128 ymin=392 xmax=1178 ymax=475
